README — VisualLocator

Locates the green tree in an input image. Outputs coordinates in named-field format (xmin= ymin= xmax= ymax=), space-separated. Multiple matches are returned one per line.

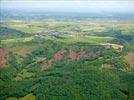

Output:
xmin=8 ymin=52 xmax=19 ymax=71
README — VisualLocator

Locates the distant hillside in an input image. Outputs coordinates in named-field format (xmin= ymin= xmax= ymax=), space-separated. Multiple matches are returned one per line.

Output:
xmin=0 ymin=26 xmax=29 ymax=39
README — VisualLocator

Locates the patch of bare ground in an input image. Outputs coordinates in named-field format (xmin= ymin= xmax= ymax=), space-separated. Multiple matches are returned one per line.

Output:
xmin=124 ymin=52 xmax=134 ymax=70
xmin=82 ymin=52 xmax=97 ymax=59
xmin=41 ymin=63 xmax=49 ymax=70
xmin=101 ymin=43 xmax=123 ymax=49
xmin=53 ymin=51 xmax=64 ymax=61
xmin=0 ymin=47 xmax=7 ymax=68
xmin=100 ymin=64 xmax=113 ymax=71
xmin=68 ymin=51 xmax=78 ymax=61
xmin=68 ymin=51 xmax=97 ymax=61
xmin=41 ymin=59 xmax=54 ymax=70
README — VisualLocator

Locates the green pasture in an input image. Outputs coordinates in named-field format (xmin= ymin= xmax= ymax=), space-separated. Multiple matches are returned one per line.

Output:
xmin=56 ymin=35 xmax=114 ymax=44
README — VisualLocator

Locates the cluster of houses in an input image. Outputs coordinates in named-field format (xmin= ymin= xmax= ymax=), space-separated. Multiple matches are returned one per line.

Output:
xmin=35 ymin=31 xmax=67 ymax=37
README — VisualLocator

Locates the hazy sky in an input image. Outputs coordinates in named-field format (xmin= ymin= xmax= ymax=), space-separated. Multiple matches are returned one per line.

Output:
xmin=1 ymin=0 xmax=134 ymax=13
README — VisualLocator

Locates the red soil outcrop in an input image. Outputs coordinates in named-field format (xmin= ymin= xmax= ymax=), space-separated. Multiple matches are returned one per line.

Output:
xmin=41 ymin=50 xmax=97 ymax=70
xmin=68 ymin=51 xmax=78 ymax=61
xmin=53 ymin=51 xmax=64 ymax=61
xmin=68 ymin=51 xmax=96 ymax=61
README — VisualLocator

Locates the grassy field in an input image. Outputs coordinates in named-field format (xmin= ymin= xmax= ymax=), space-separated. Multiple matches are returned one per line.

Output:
xmin=56 ymin=35 xmax=114 ymax=44
xmin=1 ymin=37 xmax=34 ymax=44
